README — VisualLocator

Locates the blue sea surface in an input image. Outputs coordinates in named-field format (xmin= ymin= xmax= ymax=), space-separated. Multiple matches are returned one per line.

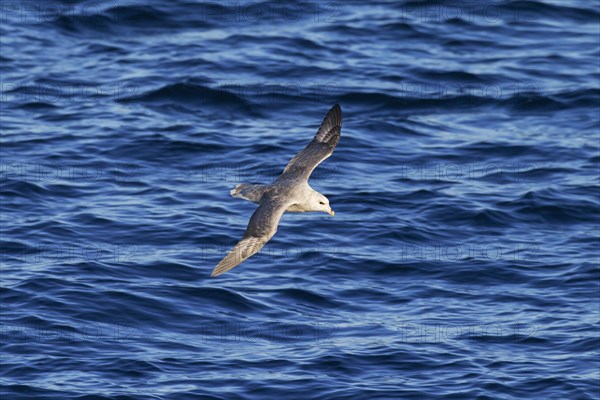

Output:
xmin=1 ymin=1 xmax=599 ymax=399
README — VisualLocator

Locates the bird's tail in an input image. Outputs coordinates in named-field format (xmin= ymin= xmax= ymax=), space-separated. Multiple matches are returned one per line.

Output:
xmin=230 ymin=184 xmax=267 ymax=204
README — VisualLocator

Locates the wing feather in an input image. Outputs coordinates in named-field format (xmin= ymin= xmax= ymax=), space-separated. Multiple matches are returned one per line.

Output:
xmin=211 ymin=197 xmax=289 ymax=277
xmin=279 ymin=104 xmax=342 ymax=182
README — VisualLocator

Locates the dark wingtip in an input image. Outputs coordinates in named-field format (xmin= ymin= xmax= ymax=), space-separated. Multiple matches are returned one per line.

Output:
xmin=325 ymin=104 xmax=342 ymax=127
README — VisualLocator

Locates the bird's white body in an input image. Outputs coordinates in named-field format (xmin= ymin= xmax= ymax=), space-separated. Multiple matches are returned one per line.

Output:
xmin=231 ymin=181 xmax=332 ymax=213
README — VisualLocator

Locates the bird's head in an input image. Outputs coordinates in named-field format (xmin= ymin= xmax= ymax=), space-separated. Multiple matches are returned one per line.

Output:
xmin=313 ymin=192 xmax=334 ymax=216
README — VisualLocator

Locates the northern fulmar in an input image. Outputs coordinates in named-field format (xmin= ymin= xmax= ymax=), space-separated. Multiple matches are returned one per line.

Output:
xmin=211 ymin=104 xmax=342 ymax=277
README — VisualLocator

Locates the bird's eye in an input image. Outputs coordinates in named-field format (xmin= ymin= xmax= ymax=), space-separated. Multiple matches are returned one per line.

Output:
xmin=319 ymin=201 xmax=325 ymax=205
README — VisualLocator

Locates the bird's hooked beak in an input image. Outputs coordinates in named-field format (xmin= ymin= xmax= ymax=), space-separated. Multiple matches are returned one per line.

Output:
xmin=329 ymin=208 xmax=335 ymax=217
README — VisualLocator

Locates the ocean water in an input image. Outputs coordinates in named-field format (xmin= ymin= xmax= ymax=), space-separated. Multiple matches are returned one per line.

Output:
xmin=1 ymin=0 xmax=599 ymax=399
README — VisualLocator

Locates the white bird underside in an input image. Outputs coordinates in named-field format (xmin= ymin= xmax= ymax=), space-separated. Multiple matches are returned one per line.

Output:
xmin=211 ymin=104 xmax=342 ymax=277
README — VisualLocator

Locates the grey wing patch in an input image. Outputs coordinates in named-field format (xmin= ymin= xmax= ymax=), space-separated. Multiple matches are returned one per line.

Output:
xmin=211 ymin=197 xmax=289 ymax=277
xmin=281 ymin=104 xmax=342 ymax=182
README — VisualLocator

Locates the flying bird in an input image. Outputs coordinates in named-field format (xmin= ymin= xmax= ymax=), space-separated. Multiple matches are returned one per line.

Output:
xmin=211 ymin=104 xmax=342 ymax=277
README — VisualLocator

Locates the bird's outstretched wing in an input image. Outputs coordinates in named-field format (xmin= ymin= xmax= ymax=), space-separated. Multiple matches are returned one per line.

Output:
xmin=211 ymin=197 xmax=289 ymax=277
xmin=279 ymin=104 xmax=342 ymax=182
